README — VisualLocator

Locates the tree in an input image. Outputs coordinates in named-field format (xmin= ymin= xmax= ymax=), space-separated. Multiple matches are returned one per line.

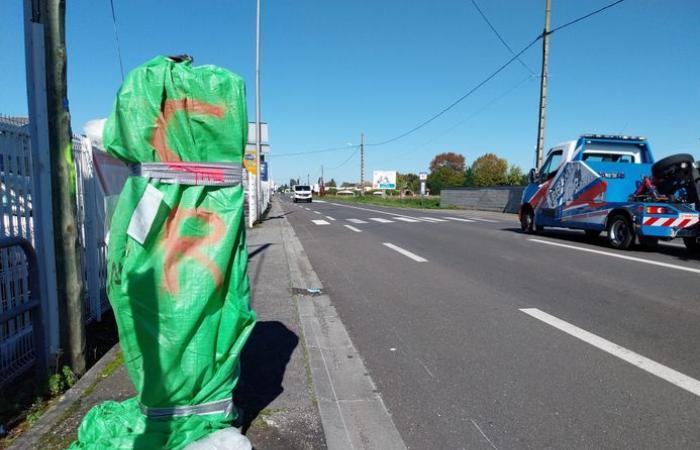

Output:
xmin=397 ymin=172 xmax=419 ymax=193
xmin=326 ymin=178 xmax=337 ymax=188
xmin=427 ymin=166 xmax=466 ymax=194
xmin=470 ymin=153 xmax=508 ymax=186
xmin=506 ymin=165 xmax=524 ymax=186
xmin=429 ymin=152 xmax=465 ymax=172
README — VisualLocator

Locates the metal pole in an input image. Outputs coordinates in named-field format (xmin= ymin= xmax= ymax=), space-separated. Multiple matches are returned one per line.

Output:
xmin=360 ymin=132 xmax=364 ymax=195
xmin=255 ymin=0 xmax=262 ymax=220
xmin=535 ymin=0 xmax=551 ymax=170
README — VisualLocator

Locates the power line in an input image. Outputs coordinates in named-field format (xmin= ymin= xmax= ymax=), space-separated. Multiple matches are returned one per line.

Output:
xmin=365 ymin=0 xmax=627 ymax=149
xmin=471 ymin=0 xmax=535 ymax=75
xmin=551 ymin=0 xmax=626 ymax=34
xmin=326 ymin=147 xmax=360 ymax=171
xmin=108 ymin=0 xmax=125 ymax=81
xmin=270 ymin=0 xmax=627 ymax=160
xmin=272 ymin=143 xmax=360 ymax=158
xmin=365 ymin=33 xmax=542 ymax=147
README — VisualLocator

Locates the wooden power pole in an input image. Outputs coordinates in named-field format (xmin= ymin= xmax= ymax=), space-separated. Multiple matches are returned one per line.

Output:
xmin=535 ymin=0 xmax=551 ymax=170
xmin=25 ymin=0 xmax=86 ymax=375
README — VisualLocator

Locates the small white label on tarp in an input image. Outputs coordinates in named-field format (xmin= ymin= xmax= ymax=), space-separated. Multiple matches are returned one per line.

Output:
xmin=127 ymin=184 xmax=164 ymax=244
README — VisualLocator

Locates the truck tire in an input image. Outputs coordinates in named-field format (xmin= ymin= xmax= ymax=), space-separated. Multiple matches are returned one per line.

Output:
xmin=520 ymin=207 xmax=535 ymax=233
xmin=684 ymin=237 xmax=700 ymax=253
xmin=607 ymin=214 xmax=634 ymax=250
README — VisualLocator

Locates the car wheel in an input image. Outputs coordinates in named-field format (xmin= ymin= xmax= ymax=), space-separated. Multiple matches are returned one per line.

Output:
xmin=520 ymin=207 xmax=534 ymax=233
xmin=684 ymin=237 xmax=700 ymax=253
xmin=607 ymin=214 xmax=634 ymax=250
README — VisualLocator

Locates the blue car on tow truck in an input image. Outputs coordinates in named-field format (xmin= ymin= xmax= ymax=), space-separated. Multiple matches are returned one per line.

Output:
xmin=519 ymin=134 xmax=700 ymax=251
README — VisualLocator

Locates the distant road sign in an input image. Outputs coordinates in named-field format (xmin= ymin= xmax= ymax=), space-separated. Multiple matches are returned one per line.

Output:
xmin=419 ymin=172 xmax=427 ymax=181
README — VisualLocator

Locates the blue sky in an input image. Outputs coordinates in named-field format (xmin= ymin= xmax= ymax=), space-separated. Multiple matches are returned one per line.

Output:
xmin=2 ymin=0 xmax=699 ymax=185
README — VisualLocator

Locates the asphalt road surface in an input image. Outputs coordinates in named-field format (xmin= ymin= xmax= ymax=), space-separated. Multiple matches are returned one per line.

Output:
xmin=279 ymin=195 xmax=700 ymax=449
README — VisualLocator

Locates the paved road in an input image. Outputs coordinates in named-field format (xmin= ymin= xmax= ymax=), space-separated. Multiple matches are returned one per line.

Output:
xmin=279 ymin=196 xmax=700 ymax=449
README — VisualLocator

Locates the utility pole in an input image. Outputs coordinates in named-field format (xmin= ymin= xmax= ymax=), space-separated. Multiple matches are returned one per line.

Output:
xmin=535 ymin=0 xmax=551 ymax=170
xmin=24 ymin=0 xmax=86 ymax=374
xmin=307 ymin=174 xmax=310 ymax=186
xmin=255 ymin=0 xmax=262 ymax=221
xmin=360 ymin=132 xmax=365 ymax=195
xmin=320 ymin=164 xmax=324 ymax=196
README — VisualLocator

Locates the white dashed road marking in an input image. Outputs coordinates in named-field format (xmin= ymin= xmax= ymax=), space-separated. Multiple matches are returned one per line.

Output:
xmin=326 ymin=216 xmax=336 ymax=221
xmin=521 ymin=308 xmax=700 ymax=397
xmin=369 ymin=218 xmax=394 ymax=223
xmin=344 ymin=225 xmax=362 ymax=233
xmin=382 ymin=243 xmax=428 ymax=262
xmin=444 ymin=216 xmax=475 ymax=223
xmin=419 ymin=217 xmax=447 ymax=222
xmin=312 ymin=220 xmax=330 ymax=225
xmin=529 ymin=238 xmax=700 ymax=275
xmin=347 ymin=219 xmax=368 ymax=224
xmin=467 ymin=217 xmax=498 ymax=223
xmin=313 ymin=211 xmax=321 ymax=215
xmin=394 ymin=217 xmax=421 ymax=223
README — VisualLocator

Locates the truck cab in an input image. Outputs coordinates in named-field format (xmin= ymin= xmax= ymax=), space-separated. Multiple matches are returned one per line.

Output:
xmin=520 ymin=134 xmax=700 ymax=250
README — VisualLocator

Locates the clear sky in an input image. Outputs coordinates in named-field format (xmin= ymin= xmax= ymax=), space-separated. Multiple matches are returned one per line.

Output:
xmin=2 ymin=0 xmax=699 ymax=185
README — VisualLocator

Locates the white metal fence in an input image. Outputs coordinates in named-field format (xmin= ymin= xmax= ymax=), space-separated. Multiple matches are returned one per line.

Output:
xmin=0 ymin=115 xmax=117 ymax=386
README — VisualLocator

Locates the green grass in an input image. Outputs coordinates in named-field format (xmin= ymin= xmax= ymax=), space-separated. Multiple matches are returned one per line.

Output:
xmin=325 ymin=195 xmax=450 ymax=209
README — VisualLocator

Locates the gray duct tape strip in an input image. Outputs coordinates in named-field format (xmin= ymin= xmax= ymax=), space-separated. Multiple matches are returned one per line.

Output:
xmin=135 ymin=162 xmax=243 ymax=186
xmin=140 ymin=398 xmax=234 ymax=418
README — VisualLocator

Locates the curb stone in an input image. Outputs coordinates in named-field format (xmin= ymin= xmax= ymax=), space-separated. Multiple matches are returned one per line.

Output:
xmin=278 ymin=199 xmax=407 ymax=450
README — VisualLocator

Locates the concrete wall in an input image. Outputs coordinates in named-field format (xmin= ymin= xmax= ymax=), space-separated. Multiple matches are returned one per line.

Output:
xmin=440 ymin=187 xmax=525 ymax=214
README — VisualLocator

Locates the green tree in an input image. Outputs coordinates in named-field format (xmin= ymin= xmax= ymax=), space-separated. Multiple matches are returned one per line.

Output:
xmin=397 ymin=172 xmax=420 ymax=193
xmin=426 ymin=152 xmax=467 ymax=194
xmin=427 ymin=166 xmax=466 ymax=194
xmin=470 ymin=153 xmax=508 ymax=186
xmin=506 ymin=165 xmax=524 ymax=186
xmin=326 ymin=178 xmax=337 ymax=187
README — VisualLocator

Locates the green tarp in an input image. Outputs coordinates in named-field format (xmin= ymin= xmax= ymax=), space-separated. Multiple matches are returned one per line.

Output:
xmin=70 ymin=56 xmax=256 ymax=449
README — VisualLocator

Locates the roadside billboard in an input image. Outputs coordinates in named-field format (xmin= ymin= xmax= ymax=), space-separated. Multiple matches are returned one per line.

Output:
xmin=373 ymin=170 xmax=397 ymax=190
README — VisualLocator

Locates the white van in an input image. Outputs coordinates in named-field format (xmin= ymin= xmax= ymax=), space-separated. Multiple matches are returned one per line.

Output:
xmin=293 ymin=185 xmax=312 ymax=203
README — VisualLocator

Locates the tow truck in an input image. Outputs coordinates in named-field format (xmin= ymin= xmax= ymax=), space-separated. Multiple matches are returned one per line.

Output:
xmin=519 ymin=134 xmax=700 ymax=251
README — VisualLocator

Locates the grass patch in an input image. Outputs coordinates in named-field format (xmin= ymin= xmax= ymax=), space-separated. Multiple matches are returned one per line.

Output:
xmin=326 ymin=195 xmax=449 ymax=209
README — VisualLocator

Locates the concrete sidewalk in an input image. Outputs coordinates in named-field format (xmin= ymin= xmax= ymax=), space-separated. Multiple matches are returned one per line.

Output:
xmin=10 ymin=201 xmax=325 ymax=449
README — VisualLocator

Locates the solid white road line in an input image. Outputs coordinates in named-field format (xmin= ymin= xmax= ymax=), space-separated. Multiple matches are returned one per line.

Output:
xmin=444 ymin=216 xmax=475 ymax=223
xmin=347 ymin=218 xmax=368 ymax=224
xmin=419 ymin=217 xmax=447 ymax=222
xmin=369 ymin=217 xmax=394 ymax=223
xmin=382 ymin=243 xmax=428 ymax=262
xmin=394 ymin=217 xmax=421 ymax=223
xmin=326 ymin=216 xmax=336 ymax=221
xmin=344 ymin=225 xmax=362 ymax=233
xmin=312 ymin=220 xmax=330 ymax=225
xmin=314 ymin=200 xmax=327 ymax=203
xmin=313 ymin=211 xmax=322 ymax=215
xmin=520 ymin=308 xmax=700 ymax=397
xmin=529 ymin=238 xmax=700 ymax=275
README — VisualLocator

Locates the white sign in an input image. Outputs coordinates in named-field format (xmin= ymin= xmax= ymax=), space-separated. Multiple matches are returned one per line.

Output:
xmin=372 ymin=170 xmax=397 ymax=190
xmin=248 ymin=122 xmax=269 ymax=145
xmin=419 ymin=172 xmax=428 ymax=181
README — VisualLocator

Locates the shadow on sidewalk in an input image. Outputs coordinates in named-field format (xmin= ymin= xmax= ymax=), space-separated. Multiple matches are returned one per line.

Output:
xmin=235 ymin=321 xmax=299 ymax=432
